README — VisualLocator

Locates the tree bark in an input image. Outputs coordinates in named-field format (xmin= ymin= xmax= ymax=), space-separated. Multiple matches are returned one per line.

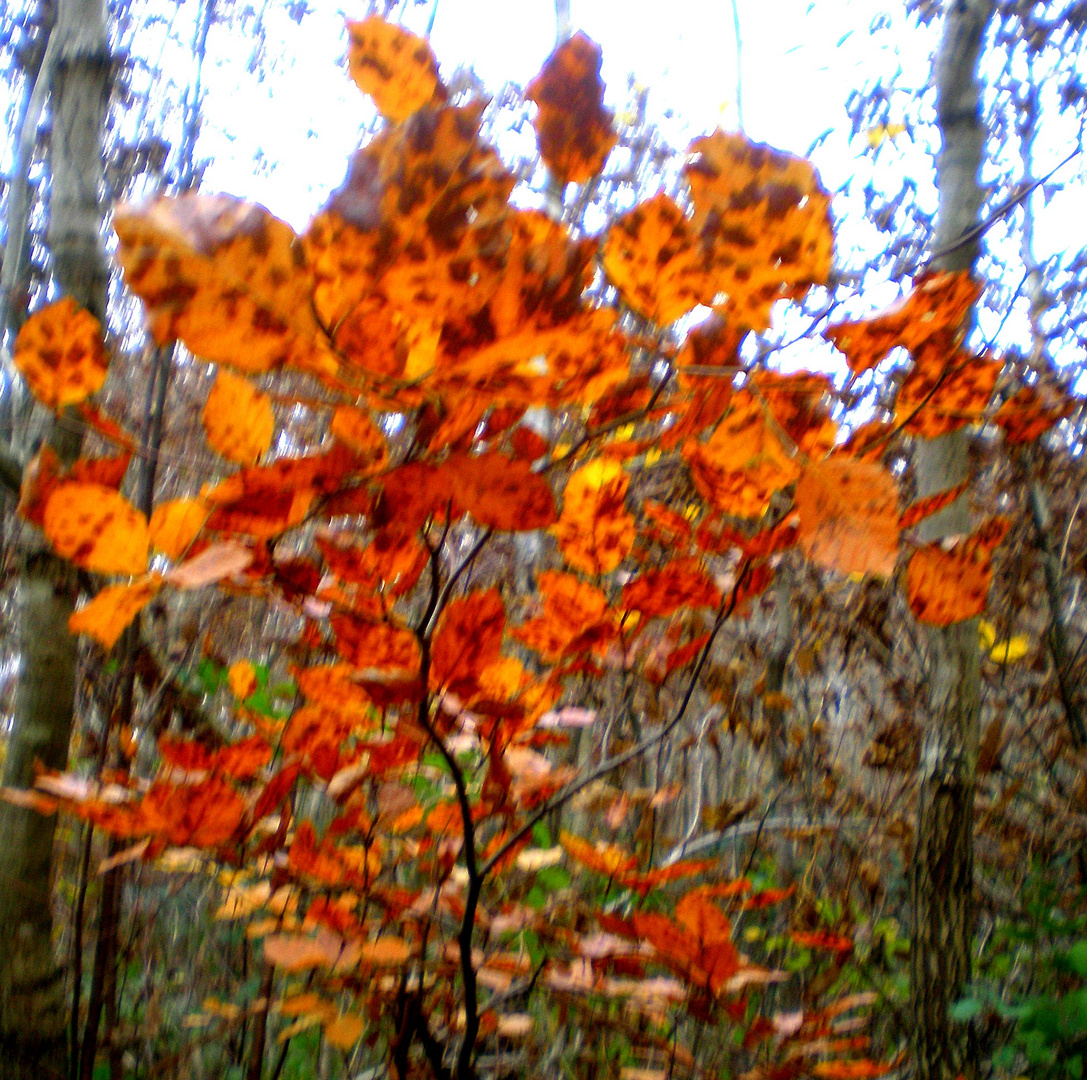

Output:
xmin=0 ymin=2 xmax=110 ymax=1077
xmin=909 ymin=3 xmax=993 ymax=1078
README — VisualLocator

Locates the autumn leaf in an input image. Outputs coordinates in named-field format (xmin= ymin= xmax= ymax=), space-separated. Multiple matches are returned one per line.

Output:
xmin=14 ymin=298 xmax=109 ymax=410
xmin=794 ymin=458 xmax=900 ymax=578
xmin=898 ymin=481 xmax=970 ymax=531
xmin=602 ymin=194 xmax=711 ymax=325
xmin=332 ymin=614 xmax=420 ymax=674
xmin=149 ymin=499 xmax=208 ymax=559
xmin=684 ymin=391 xmax=799 ymax=519
xmin=323 ymin=1011 xmax=365 ymax=1050
xmin=228 ymin=660 xmax=258 ymax=700
xmin=115 ymin=193 xmax=337 ymax=379
xmin=431 ymin=589 xmax=506 ymax=694
xmin=526 ymin=33 xmax=617 ymax=184
xmin=906 ymin=518 xmax=1010 ymax=626
xmin=68 ymin=576 xmax=163 ymax=649
xmin=443 ymin=452 xmax=557 ymax=532
xmin=895 ymin=343 xmax=999 ymax=437
xmin=553 ymin=459 xmax=636 ymax=576
xmin=165 ymin=541 xmax=254 ymax=589
xmin=685 ymin=131 xmax=833 ymax=331
xmin=512 ymin=570 xmax=612 ymax=661
xmin=993 ymin=382 xmax=1072 ymax=444
xmin=330 ymin=407 xmax=388 ymax=472
xmin=346 ymin=16 xmax=442 ymax=121
xmin=202 ymin=369 xmax=275 ymax=465
xmin=824 ymin=271 xmax=980 ymax=375
xmin=43 ymin=482 xmax=149 ymax=576
xmin=560 ymin=830 xmax=638 ymax=878
xmin=621 ymin=559 xmax=722 ymax=618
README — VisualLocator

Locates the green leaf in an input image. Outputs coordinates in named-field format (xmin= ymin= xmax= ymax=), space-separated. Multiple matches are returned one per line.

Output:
xmin=949 ymin=997 xmax=983 ymax=1022
xmin=525 ymin=884 xmax=547 ymax=910
xmin=1067 ymin=941 xmax=1087 ymax=978
xmin=521 ymin=928 xmax=544 ymax=967
xmin=532 ymin=820 xmax=552 ymax=848
xmin=536 ymin=866 xmax=571 ymax=893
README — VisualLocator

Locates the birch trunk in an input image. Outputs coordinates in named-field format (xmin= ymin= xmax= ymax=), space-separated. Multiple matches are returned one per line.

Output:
xmin=909 ymin=3 xmax=993 ymax=1077
xmin=0 ymin=2 xmax=109 ymax=1076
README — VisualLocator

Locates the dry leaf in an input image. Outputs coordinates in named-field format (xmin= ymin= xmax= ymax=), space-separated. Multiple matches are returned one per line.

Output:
xmin=203 ymin=370 xmax=275 ymax=465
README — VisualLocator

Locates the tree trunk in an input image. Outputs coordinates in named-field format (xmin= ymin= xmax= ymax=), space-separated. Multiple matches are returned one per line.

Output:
xmin=908 ymin=3 xmax=993 ymax=1078
xmin=0 ymin=2 xmax=110 ymax=1077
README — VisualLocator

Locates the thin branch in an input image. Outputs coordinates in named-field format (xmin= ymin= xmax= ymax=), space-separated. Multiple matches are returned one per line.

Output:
xmin=480 ymin=562 xmax=752 ymax=877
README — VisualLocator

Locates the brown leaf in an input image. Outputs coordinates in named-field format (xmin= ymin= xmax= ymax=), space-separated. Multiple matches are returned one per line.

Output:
xmin=526 ymin=33 xmax=617 ymax=184
xmin=14 ymin=298 xmax=108 ymax=410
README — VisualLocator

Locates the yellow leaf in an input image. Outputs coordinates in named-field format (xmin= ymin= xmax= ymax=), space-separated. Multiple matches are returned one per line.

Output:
xmin=346 ymin=16 xmax=441 ymax=121
xmin=988 ymin=635 xmax=1030 ymax=664
xmin=978 ymin=619 xmax=997 ymax=649
xmin=866 ymin=122 xmax=907 ymax=148
xmin=202 ymin=370 xmax=275 ymax=465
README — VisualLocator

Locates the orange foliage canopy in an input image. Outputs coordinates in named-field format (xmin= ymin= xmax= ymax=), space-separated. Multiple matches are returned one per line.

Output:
xmin=12 ymin=14 xmax=1060 ymax=1078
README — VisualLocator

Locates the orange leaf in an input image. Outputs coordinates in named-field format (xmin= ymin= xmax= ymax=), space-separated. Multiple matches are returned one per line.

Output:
xmin=685 ymin=131 xmax=833 ymax=331
xmin=560 ymin=830 xmax=637 ymax=878
xmin=43 ymin=482 xmax=149 ymax=576
xmin=684 ymin=391 xmax=799 ymax=519
xmin=553 ymin=459 xmax=636 ymax=576
xmin=14 ymin=298 xmax=109 ymax=410
xmin=993 ymin=383 xmax=1072 ymax=444
xmin=332 ymin=615 xmax=420 ymax=674
xmin=811 ymin=1061 xmax=894 ymax=1080
xmin=526 ymin=33 xmax=617 ymax=184
xmin=323 ymin=1011 xmax=365 ymax=1050
xmin=149 ymin=499 xmax=208 ymax=559
xmin=512 ymin=570 xmax=612 ymax=662
xmin=330 ymin=407 xmax=388 ymax=472
xmin=602 ymin=194 xmax=711 ymax=325
xmin=115 ymin=193 xmax=336 ymax=379
xmin=431 ymin=588 xmax=506 ymax=694
xmin=142 ymin=775 xmax=246 ymax=848
xmin=317 ymin=530 xmax=427 ymax=596
xmin=346 ymin=17 xmax=442 ymax=121
xmin=790 ymin=930 xmax=854 ymax=954
xmin=202 ymin=370 xmax=275 ymax=465
xmin=68 ymin=575 xmax=163 ymax=649
xmin=621 ymin=559 xmax=721 ymax=618
xmin=906 ymin=518 xmax=1009 ymax=626
xmin=794 ymin=458 xmax=900 ymax=578
xmin=357 ymin=937 xmax=411 ymax=966
xmin=898 ymin=480 xmax=970 ymax=531
xmin=262 ymin=934 xmax=333 ymax=973
xmin=824 ymin=270 xmax=980 ymax=375
xmin=228 ymin=660 xmax=258 ymax=700
xmin=443 ymin=452 xmax=557 ymax=532
xmin=895 ymin=344 xmax=999 ymax=437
